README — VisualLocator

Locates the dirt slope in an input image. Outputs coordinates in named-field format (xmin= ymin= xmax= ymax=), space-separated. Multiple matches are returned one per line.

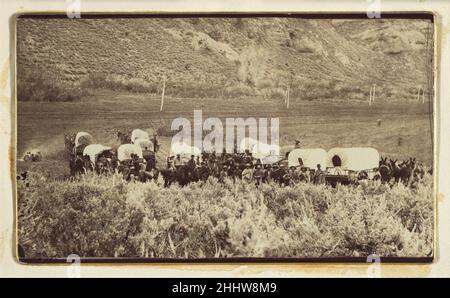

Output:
xmin=16 ymin=17 xmax=433 ymax=101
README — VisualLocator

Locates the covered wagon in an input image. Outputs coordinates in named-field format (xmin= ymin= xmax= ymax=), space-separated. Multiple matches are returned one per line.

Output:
xmin=325 ymin=147 xmax=380 ymax=186
xmin=83 ymin=144 xmax=113 ymax=173
xmin=135 ymin=138 xmax=156 ymax=169
xmin=131 ymin=129 xmax=150 ymax=144
xmin=83 ymin=144 xmax=112 ymax=164
xmin=74 ymin=132 xmax=94 ymax=156
xmin=117 ymin=143 xmax=143 ymax=162
xmin=288 ymin=148 xmax=327 ymax=169
xmin=135 ymin=138 xmax=154 ymax=151
xmin=117 ymin=144 xmax=146 ymax=181
xmin=131 ymin=128 xmax=159 ymax=152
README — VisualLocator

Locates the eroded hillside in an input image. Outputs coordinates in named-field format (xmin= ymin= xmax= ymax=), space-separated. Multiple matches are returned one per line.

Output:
xmin=16 ymin=16 xmax=433 ymax=101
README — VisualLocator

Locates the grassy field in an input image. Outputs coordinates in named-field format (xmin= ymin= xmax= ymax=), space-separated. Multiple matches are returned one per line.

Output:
xmin=17 ymin=89 xmax=433 ymax=172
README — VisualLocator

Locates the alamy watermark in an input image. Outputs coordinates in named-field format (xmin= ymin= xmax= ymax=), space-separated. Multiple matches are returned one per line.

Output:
xmin=366 ymin=254 xmax=381 ymax=277
xmin=66 ymin=0 xmax=81 ymax=19
xmin=66 ymin=254 xmax=81 ymax=278
xmin=367 ymin=0 xmax=381 ymax=19
xmin=171 ymin=110 xmax=280 ymax=157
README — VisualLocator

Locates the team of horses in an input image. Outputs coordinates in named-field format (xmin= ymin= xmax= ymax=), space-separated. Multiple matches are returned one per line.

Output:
xmin=377 ymin=157 xmax=428 ymax=186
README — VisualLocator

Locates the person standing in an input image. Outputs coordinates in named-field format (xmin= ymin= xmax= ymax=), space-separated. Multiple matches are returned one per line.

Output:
xmin=143 ymin=146 xmax=155 ymax=170
xmin=152 ymin=134 xmax=159 ymax=153
xmin=166 ymin=156 xmax=174 ymax=169
xmin=253 ymin=164 xmax=264 ymax=186
xmin=218 ymin=166 xmax=228 ymax=184
xmin=288 ymin=166 xmax=299 ymax=185
xmin=186 ymin=155 xmax=197 ymax=181
xmin=241 ymin=164 xmax=253 ymax=183
xmin=174 ymin=154 xmax=183 ymax=170
xmin=299 ymin=166 xmax=310 ymax=183
xmin=313 ymin=164 xmax=326 ymax=185
xmin=263 ymin=164 xmax=272 ymax=184
xmin=187 ymin=155 xmax=196 ymax=168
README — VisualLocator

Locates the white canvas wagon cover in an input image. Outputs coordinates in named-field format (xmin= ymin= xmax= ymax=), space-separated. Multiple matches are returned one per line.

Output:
xmin=239 ymin=137 xmax=280 ymax=158
xmin=170 ymin=142 xmax=201 ymax=157
xmin=135 ymin=138 xmax=154 ymax=151
xmin=288 ymin=148 xmax=327 ymax=169
xmin=326 ymin=147 xmax=380 ymax=171
xmin=75 ymin=132 xmax=94 ymax=148
xmin=83 ymin=144 xmax=112 ymax=163
xmin=131 ymin=129 xmax=150 ymax=144
xmin=117 ymin=144 xmax=143 ymax=161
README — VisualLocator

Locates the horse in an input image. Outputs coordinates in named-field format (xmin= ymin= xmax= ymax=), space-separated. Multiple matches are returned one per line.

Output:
xmin=414 ymin=162 xmax=425 ymax=180
xmin=407 ymin=158 xmax=426 ymax=186
xmin=196 ymin=164 xmax=211 ymax=182
xmin=399 ymin=159 xmax=415 ymax=185
xmin=160 ymin=168 xmax=177 ymax=187
xmin=69 ymin=154 xmax=85 ymax=176
xmin=389 ymin=159 xmax=402 ymax=183
xmin=270 ymin=167 xmax=288 ymax=185
xmin=175 ymin=164 xmax=195 ymax=186
xmin=389 ymin=158 xmax=417 ymax=185
xmin=378 ymin=157 xmax=392 ymax=183
xmin=141 ymin=167 xmax=160 ymax=183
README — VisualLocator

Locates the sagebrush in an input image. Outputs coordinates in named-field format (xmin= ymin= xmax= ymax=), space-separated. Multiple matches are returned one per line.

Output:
xmin=17 ymin=172 xmax=433 ymax=259
xmin=17 ymin=68 xmax=87 ymax=102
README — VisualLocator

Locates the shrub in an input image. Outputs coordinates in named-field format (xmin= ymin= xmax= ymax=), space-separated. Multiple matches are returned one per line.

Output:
xmin=80 ymin=73 xmax=159 ymax=94
xmin=17 ymin=68 xmax=87 ymax=102
xmin=18 ymin=172 xmax=434 ymax=259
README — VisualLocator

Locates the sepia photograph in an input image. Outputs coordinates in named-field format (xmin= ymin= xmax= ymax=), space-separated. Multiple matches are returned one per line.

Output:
xmin=15 ymin=14 xmax=434 ymax=262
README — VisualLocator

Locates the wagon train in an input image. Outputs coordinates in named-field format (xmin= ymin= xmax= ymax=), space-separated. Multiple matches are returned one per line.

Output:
xmin=21 ymin=129 xmax=426 ymax=188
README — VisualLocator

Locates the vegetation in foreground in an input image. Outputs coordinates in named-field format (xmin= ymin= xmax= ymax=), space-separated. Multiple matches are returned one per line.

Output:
xmin=17 ymin=171 xmax=433 ymax=259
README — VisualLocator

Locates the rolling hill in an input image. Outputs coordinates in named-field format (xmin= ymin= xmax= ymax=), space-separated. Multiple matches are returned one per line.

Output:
xmin=16 ymin=16 xmax=433 ymax=101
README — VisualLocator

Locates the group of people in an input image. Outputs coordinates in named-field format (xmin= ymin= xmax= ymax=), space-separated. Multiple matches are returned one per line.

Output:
xmin=162 ymin=148 xmax=327 ymax=187
xmin=117 ymin=151 xmax=159 ymax=182
xmin=239 ymin=162 xmax=327 ymax=186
